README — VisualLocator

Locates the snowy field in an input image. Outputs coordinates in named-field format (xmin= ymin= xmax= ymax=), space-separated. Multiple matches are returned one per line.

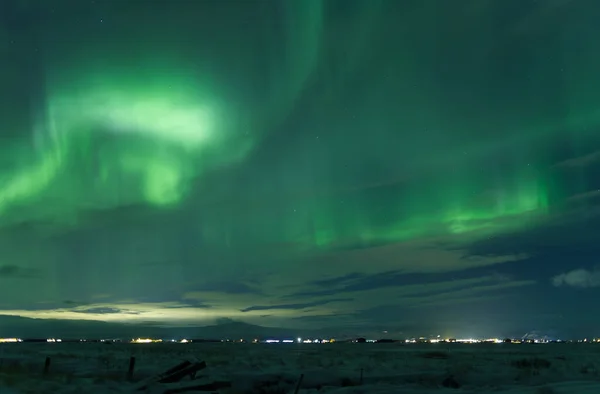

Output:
xmin=2 ymin=342 xmax=600 ymax=393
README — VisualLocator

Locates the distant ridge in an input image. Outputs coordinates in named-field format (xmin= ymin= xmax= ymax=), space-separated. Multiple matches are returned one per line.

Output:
xmin=0 ymin=315 xmax=327 ymax=340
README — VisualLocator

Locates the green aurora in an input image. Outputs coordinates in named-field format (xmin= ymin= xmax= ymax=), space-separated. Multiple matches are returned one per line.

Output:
xmin=1 ymin=0 xmax=600 ymax=334
xmin=1 ymin=57 xmax=567 ymax=248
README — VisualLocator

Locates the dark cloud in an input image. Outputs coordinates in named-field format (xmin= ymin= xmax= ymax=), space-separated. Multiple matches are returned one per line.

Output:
xmin=467 ymin=211 xmax=600 ymax=259
xmin=74 ymin=307 xmax=140 ymax=315
xmin=241 ymin=298 xmax=352 ymax=312
xmin=554 ymin=150 xmax=600 ymax=168
xmin=162 ymin=301 xmax=212 ymax=309
xmin=0 ymin=264 xmax=38 ymax=278
xmin=309 ymin=273 xmax=365 ymax=288
xmin=63 ymin=300 xmax=89 ymax=306
xmin=290 ymin=270 xmax=499 ymax=299
xmin=189 ymin=281 xmax=263 ymax=295
xmin=291 ymin=271 xmax=409 ymax=298
xmin=288 ymin=313 xmax=358 ymax=324
xmin=0 ymin=265 xmax=20 ymax=276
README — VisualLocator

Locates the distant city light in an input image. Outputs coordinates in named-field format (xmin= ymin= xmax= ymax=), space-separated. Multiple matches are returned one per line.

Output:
xmin=0 ymin=334 xmax=593 ymax=345
xmin=131 ymin=338 xmax=162 ymax=343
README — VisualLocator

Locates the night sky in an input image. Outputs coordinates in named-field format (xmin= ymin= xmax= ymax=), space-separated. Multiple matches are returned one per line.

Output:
xmin=1 ymin=0 xmax=600 ymax=339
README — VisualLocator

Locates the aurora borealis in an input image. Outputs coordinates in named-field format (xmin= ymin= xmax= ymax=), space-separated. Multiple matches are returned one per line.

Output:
xmin=2 ymin=0 xmax=600 ymax=338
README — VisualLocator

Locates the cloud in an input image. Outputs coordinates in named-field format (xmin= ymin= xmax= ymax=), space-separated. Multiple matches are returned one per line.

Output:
xmin=278 ymin=274 xmax=535 ymax=323
xmin=339 ymin=277 xmax=534 ymax=311
xmin=288 ymin=270 xmax=423 ymax=298
xmin=408 ymin=279 xmax=535 ymax=307
xmin=74 ymin=307 xmax=140 ymax=315
xmin=466 ymin=206 xmax=600 ymax=258
xmin=0 ymin=271 xmax=537 ymax=331
xmin=552 ymin=269 xmax=600 ymax=288
xmin=161 ymin=301 xmax=212 ymax=309
xmin=309 ymin=273 xmax=366 ymax=288
xmin=63 ymin=300 xmax=89 ymax=306
xmin=241 ymin=298 xmax=352 ymax=312
xmin=271 ymin=237 xmax=527 ymax=290
xmin=189 ymin=281 xmax=263 ymax=295
xmin=0 ymin=301 xmax=250 ymax=326
xmin=567 ymin=190 xmax=600 ymax=204
xmin=0 ymin=265 xmax=20 ymax=276
xmin=0 ymin=264 xmax=37 ymax=278
xmin=554 ymin=150 xmax=600 ymax=169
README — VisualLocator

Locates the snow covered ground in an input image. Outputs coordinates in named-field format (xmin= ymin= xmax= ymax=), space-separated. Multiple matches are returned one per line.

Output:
xmin=1 ymin=342 xmax=600 ymax=393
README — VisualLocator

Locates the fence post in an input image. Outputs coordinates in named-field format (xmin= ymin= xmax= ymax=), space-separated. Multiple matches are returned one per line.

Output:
xmin=127 ymin=356 xmax=136 ymax=381
xmin=43 ymin=356 xmax=51 ymax=375
xmin=293 ymin=373 xmax=304 ymax=394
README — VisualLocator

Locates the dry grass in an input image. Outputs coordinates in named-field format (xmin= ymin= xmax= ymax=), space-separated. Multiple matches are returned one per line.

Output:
xmin=536 ymin=386 xmax=556 ymax=394
xmin=511 ymin=357 xmax=551 ymax=369
xmin=420 ymin=351 xmax=449 ymax=359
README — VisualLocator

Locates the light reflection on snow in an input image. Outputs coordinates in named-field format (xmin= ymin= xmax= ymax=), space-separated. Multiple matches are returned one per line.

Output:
xmin=1 ymin=342 xmax=600 ymax=393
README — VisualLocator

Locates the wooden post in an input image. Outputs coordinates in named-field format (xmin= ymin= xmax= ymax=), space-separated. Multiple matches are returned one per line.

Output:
xmin=127 ymin=356 xmax=136 ymax=381
xmin=293 ymin=373 xmax=304 ymax=394
xmin=43 ymin=356 xmax=51 ymax=375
